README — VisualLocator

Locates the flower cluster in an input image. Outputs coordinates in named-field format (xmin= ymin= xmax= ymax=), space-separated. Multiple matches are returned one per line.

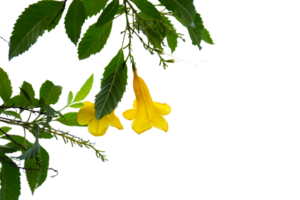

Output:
xmin=77 ymin=70 xmax=171 ymax=136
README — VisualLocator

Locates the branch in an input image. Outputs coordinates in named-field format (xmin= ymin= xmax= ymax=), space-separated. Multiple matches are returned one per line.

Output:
xmin=0 ymin=36 xmax=9 ymax=46
xmin=0 ymin=106 xmax=48 ymax=115
xmin=0 ymin=128 xmax=27 ymax=151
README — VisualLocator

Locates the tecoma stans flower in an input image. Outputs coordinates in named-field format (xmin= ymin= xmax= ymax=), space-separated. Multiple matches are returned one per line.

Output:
xmin=123 ymin=70 xmax=171 ymax=134
xmin=77 ymin=101 xmax=123 ymax=136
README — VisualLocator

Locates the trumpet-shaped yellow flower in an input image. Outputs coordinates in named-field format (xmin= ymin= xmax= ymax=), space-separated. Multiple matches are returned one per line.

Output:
xmin=123 ymin=70 xmax=171 ymax=134
xmin=77 ymin=101 xmax=123 ymax=136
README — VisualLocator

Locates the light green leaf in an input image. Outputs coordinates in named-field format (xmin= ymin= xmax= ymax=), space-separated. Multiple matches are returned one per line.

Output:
xmin=57 ymin=112 xmax=87 ymax=127
xmin=130 ymin=0 xmax=161 ymax=20
xmin=0 ymin=67 xmax=12 ymax=103
xmin=78 ymin=22 xmax=112 ymax=60
xmin=0 ymin=155 xmax=21 ymax=200
xmin=65 ymin=89 xmax=74 ymax=105
xmin=9 ymin=1 xmax=65 ymax=60
xmin=69 ymin=102 xmax=83 ymax=109
xmin=95 ymin=0 xmax=119 ymax=28
xmin=65 ymin=0 xmax=86 ymax=45
xmin=95 ymin=50 xmax=127 ymax=120
xmin=74 ymin=74 xmax=93 ymax=102
xmin=40 ymin=80 xmax=62 ymax=105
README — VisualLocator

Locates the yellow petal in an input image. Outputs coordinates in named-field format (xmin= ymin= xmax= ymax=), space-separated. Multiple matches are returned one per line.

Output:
xmin=77 ymin=101 xmax=95 ymax=125
xmin=129 ymin=118 xmax=153 ymax=135
xmin=77 ymin=100 xmax=126 ymax=137
xmin=133 ymin=99 xmax=137 ymax=109
xmin=120 ymin=98 xmax=137 ymax=121
xmin=86 ymin=116 xmax=109 ymax=137
xmin=106 ymin=111 xmax=123 ymax=130
xmin=154 ymin=101 xmax=173 ymax=116
xmin=152 ymin=115 xmax=170 ymax=133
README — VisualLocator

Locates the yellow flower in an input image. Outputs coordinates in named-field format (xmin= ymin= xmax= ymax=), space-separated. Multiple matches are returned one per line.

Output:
xmin=77 ymin=101 xmax=123 ymax=136
xmin=123 ymin=70 xmax=171 ymax=134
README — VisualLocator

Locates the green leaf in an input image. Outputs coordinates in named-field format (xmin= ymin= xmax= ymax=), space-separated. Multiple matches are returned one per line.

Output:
xmin=37 ymin=146 xmax=49 ymax=187
xmin=19 ymin=81 xmax=35 ymax=108
xmin=0 ymin=145 xmax=19 ymax=154
xmin=3 ymin=111 xmax=22 ymax=120
xmin=39 ymin=131 xmax=53 ymax=139
xmin=40 ymin=80 xmax=62 ymax=105
xmin=0 ymin=155 xmax=21 ymax=200
xmin=67 ymin=91 xmax=73 ymax=105
xmin=0 ymin=127 xmax=12 ymax=137
xmin=16 ymin=125 xmax=40 ymax=160
xmin=9 ymin=1 xmax=65 ymax=60
xmin=69 ymin=102 xmax=83 ymax=109
xmin=202 ymin=28 xmax=214 ymax=45
xmin=95 ymin=0 xmax=119 ymax=28
xmin=0 ymin=67 xmax=12 ymax=103
xmin=78 ymin=22 xmax=112 ymax=60
xmin=172 ymin=12 xmax=204 ymax=51
xmin=5 ymin=95 xmax=20 ymax=107
xmin=130 ymin=0 xmax=161 ymax=20
xmin=74 ymin=74 xmax=93 ymax=102
xmin=65 ymin=0 xmax=86 ymax=45
xmin=158 ymin=0 xmax=204 ymax=51
xmin=187 ymin=12 xmax=204 ymax=51
xmin=116 ymin=5 xmax=125 ymax=15
xmin=158 ymin=0 xmax=195 ymax=27
xmin=56 ymin=112 xmax=87 ymax=127
xmin=23 ymin=154 xmax=41 ymax=197
xmin=95 ymin=50 xmax=127 ymax=120
xmin=162 ymin=16 xmax=178 ymax=52
xmin=82 ymin=0 xmax=109 ymax=18
xmin=3 ymin=136 xmax=32 ymax=148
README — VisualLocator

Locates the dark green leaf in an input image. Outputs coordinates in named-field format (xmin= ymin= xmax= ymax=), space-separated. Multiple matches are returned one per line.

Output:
xmin=95 ymin=0 xmax=119 ymax=28
xmin=65 ymin=0 xmax=86 ymax=45
xmin=19 ymin=81 xmax=35 ymax=107
xmin=116 ymin=5 xmax=125 ymax=15
xmin=0 ymin=145 xmax=19 ymax=154
xmin=95 ymin=49 xmax=129 ymax=120
xmin=15 ymin=124 xmax=40 ymax=160
xmin=37 ymin=144 xmax=51 ymax=189
xmin=187 ymin=13 xmax=204 ymax=50
xmin=39 ymin=131 xmax=53 ymax=139
xmin=130 ymin=0 xmax=161 ymax=19
xmin=39 ymin=79 xmax=64 ymax=105
xmin=76 ymin=19 xmax=114 ymax=61
xmin=23 ymin=154 xmax=41 ymax=197
xmin=158 ymin=0 xmax=195 ymax=27
xmin=82 ymin=0 xmax=109 ymax=20
xmin=7 ymin=1 xmax=64 ymax=61
xmin=203 ymin=27 xmax=219 ymax=46
xmin=0 ymin=155 xmax=21 ymax=200
xmin=0 ymin=66 xmax=15 ymax=103
xmin=162 ymin=16 xmax=180 ymax=54
xmin=69 ymin=102 xmax=84 ymax=108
